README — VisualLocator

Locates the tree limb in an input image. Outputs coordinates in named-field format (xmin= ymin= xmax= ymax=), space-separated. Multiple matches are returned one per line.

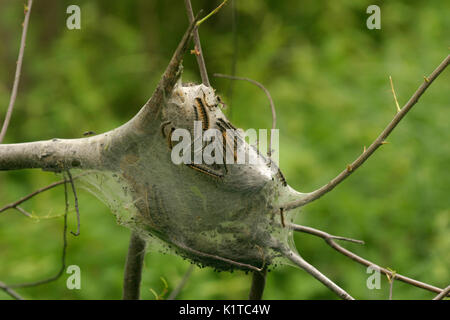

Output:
xmin=0 ymin=0 xmax=33 ymax=144
xmin=0 ymin=173 xmax=85 ymax=214
xmin=122 ymin=231 xmax=147 ymax=300
xmin=433 ymin=285 xmax=450 ymax=300
xmin=184 ymin=0 xmax=210 ymax=86
xmin=282 ymin=55 xmax=450 ymax=211
xmin=248 ymin=268 xmax=267 ymax=300
xmin=167 ymin=265 xmax=194 ymax=300
xmin=1 ymin=174 xmax=69 ymax=291
xmin=290 ymin=223 xmax=449 ymax=296
xmin=0 ymin=18 xmax=200 ymax=172
xmin=0 ymin=281 xmax=24 ymax=300
xmin=281 ymin=246 xmax=354 ymax=300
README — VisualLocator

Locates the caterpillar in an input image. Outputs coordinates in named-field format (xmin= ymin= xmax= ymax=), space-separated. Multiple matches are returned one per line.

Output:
xmin=279 ymin=207 xmax=286 ymax=228
xmin=194 ymin=97 xmax=209 ymax=130
xmin=216 ymin=120 xmax=238 ymax=163
xmin=167 ymin=127 xmax=175 ymax=149
xmin=277 ymin=168 xmax=287 ymax=187
xmin=186 ymin=164 xmax=224 ymax=179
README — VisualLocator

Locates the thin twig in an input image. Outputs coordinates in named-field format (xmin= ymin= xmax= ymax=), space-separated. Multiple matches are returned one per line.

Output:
xmin=6 ymin=174 xmax=69 ymax=289
xmin=14 ymin=206 xmax=32 ymax=218
xmin=196 ymin=0 xmax=229 ymax=27
xmin=137 ymin=13 xmax=201 ymax=129
xmin=433 ymin=285 xmax=450 ymax=300
xmin=214 ymin=73 xmax=277 ymax=157
xmin=66 ymin=169 xmax=80 ymax=236
xmin=184 ymin=0 xmax=210 ymax=86
xmin=0 ymin=174 xmax=84 ymax=214
xmin=281 ymin=55 xmax=450 ymax=211
xmin=389 ymin=76 xmax=401 ymax=113
xmin=167 ymin=265 xmax=195 ymax=300
xmin=291 ymin=224 xmax=365 ymax=245
xmin=0 ymin=0 xmax=33 ymax=144
xmin=226 ymin=0 xmax=238 ymax=118
xmin=386 ymin=268 xmax=396 ymax=300
xmin=281 ymin=246 xmax=354 ymax=300
xmin=388 ymin=277 xmax=394 ymax=300
xmin=0 ymin=281 xmax=24 ymax=300
xmin=290 ymin=223 xmax=449 ymax=296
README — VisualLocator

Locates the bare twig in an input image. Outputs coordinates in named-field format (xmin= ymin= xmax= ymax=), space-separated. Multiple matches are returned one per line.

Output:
xmin=132 ymin=14 xmax=201 ymax=135
xmin=66 ymin=169 xmax=80 ymax=236
xmin=14 ymin=206 xmax=32 ymax=218
xmin=290 ymin=223 xmax=449 ymax=296
xmin=0 ymin=281 xmax=24 ymax=300
xmin=213 ymin=73 xmax=277 ymax=157
xmin=389 ymin=76 xmax=401 ymax=113
xmin=5 ymin=174 xmax=69 ymax=289
xmin=226 ymin=0 xmax=238 ymax=118
xmin=290 ymin=224 xmax=365 ymax=245
xmin=0 ymin=0 xmax=33 ymax=144
xmin=122 ymin=231 xmax=147 ymax=300
xmin=433 ymin=285 xmax=450 ymax=300
xmin=184 ymin=0 xmax=210 ymax=86
xmin=0 ymin=174 xmax=84 ymax=215
xmin=281 ymin=246 xmax=354 ymax=300
xmin=196 ymin=0 xmax=229 ymax=27
xmin=167 ymin=265 xmax=195 ymax=300
xmin=386 ymin=268 xmax=396 ymax=300
xmin=282 ymin=55 xmax=450 ymax=211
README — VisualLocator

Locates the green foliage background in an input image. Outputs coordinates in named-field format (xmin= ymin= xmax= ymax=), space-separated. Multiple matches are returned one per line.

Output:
xmin=0 ymin=0 xmax=448 ymax=299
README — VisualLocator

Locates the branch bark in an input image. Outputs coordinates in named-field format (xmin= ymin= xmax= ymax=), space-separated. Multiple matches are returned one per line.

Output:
xmin=0 ymin=18 xmax=199 ymax=172
xmin=281 ymin=55 xmax=450 ymax=211
xmin=122 ymin=231 xmax=147 ymax=300
xmin=291 ymin=223 xmax=449 ymax=296
xmin=184 ymin=0 xmax=210 ymax=86
xmin=248 ymin=269 xmax=267 ymax=300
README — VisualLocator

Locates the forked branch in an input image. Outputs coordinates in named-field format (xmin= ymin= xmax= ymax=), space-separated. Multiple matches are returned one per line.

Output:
xmin=0 ymin=173 xmax=69 ymax=299
xmin=122 ymin=231 xmax=147 ymax=300
xmin=291 ymin=223 xmax=449 ymax=297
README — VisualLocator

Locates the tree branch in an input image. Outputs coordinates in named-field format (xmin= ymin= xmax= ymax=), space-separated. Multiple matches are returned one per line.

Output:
xmin=433 ymin=285 xmax=450 ymax=300
xmin=0 ymin=173 xmax=85 ymax=214
xmin=1 ymin=174 xmax=69 ymax=291
xmin=0 ymin=0 xmax=33 ymax=144
xmin=282 ymin=55 xmax=450 ymax=211
xmin=0 ymin=281 xmax=24 ymax=300
xmin=290 ymin=223 xmax=449 ymax=296
xmin=0 ymin=135 xmax=107 ymax=171
xmin=0 ymin=18 xmax=201 ymax=172
xmin=213 ymin=73 xmax=277 ymax=157
xmin=122 ymin=231 xmax=147 ymax=300
xmin=167 ymin=265 xmax=195 ymax=300
xmin=184 ymin=0 xmax=210 ymax=86
xmin=131 ymin=14 xmax=200 ymax=133
xmin=281 ymin=246 xmax=354 ymax=300
xmin=248 ymin=268 xmax=267 ymax=300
